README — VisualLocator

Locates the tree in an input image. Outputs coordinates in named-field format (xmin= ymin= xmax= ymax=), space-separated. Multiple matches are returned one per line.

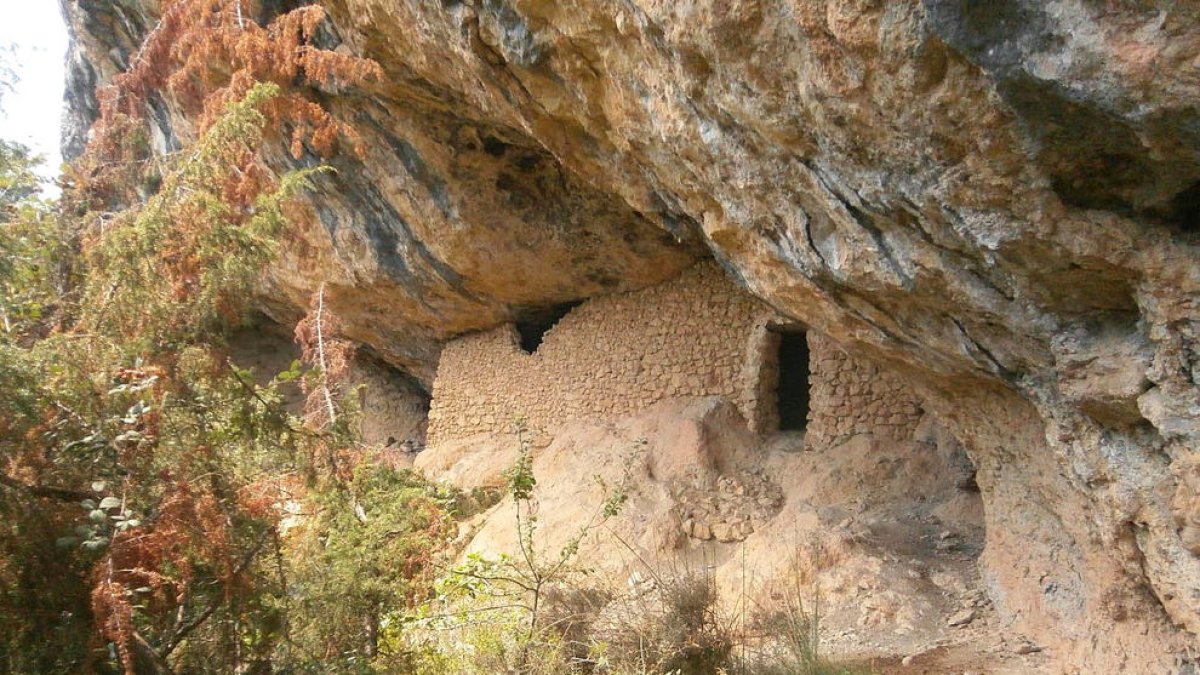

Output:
xmin=278 ymin=464 xmax=458 ymax=672
xmin=0 ymin=140 xmax=60 ymax=339
xmin=0 ymin=83 xmax=312 ymax=674
xmin=72 ymin=0 xmax=379 ymax=212
xmin=0 ymin=5 xmax=463 ymax=673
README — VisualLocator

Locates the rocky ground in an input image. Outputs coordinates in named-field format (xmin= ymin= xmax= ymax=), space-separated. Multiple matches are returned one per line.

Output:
xmin=416 ymin=397 xmax=1063 ymax=673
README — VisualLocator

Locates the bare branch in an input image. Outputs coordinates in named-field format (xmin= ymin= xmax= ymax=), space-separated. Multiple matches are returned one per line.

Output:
xmin=314 ymin=282 xmax=337 ymax=426
xmin=0 ymin=473 xmax=92 ymax=502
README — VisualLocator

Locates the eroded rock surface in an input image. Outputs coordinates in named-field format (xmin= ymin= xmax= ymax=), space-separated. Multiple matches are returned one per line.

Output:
xmin=447 ymin=398 xmax=1004 ymax=668
xmin=63 ymin=0 xmax=1200 ymax=670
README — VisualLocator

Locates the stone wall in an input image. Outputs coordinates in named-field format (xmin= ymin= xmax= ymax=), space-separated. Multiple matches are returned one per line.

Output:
xmin=427 ymin=263 xmax=767 ymax=445
xmin=803 ymin=332 xmax=924 ymax=448
xmin=227 ymin=327 xmax=429 ymax=449
xmin=349 ymin=356 xmax=429 ymax=449
xmin=427 ymin=263 xmax=923 ymax=449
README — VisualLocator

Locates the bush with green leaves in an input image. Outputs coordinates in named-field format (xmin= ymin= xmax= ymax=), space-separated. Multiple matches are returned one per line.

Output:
xmin=274 ymin=464 xmax=463 ymax=673
xmin=0 ymin=81 xmax=462 ymax=674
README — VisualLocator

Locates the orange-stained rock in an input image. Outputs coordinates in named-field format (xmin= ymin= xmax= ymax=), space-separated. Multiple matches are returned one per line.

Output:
xmin=62 ymin=0 xmax=1200 ymax=669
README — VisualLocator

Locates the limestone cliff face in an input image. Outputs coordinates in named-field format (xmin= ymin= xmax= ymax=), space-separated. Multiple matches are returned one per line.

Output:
xmin=62 ymin=0 xmax=1200 ymax=670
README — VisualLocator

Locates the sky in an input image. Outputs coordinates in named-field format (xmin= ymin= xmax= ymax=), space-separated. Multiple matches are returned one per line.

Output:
xmin=0 ymin=0 xmax=70 ymax=189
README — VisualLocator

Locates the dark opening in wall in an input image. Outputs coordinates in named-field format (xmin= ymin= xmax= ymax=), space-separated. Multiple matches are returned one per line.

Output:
xmin=1168 ymin=179 xmax=1200 ymax=234
xmin=516 ymin=301 xmax=581 ymax=354
xmin=258 ymin=0 xmax=310 ymax=23
xmin=775 ymin=330 xmax=811 ymax=431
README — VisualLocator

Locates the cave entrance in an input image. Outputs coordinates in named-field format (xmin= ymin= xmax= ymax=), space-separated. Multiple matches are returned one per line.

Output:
xmin=774 ymin=329 xmax=811 ymax=431
xmin=515 ymin=301 xmax=581 ymax=354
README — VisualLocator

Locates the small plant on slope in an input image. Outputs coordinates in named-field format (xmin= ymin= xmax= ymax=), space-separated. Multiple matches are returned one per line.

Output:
xmin=405 ymin=421 xmax=630 ymax=673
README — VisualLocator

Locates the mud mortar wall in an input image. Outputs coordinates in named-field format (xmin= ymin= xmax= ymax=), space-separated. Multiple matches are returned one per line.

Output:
xmin=428 ymin=263 xmax=922 ymax=449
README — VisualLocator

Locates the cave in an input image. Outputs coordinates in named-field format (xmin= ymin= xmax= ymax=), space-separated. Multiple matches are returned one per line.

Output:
xmin=774 ymin=329 xmax=811 ymax=432
xmin=515 ymin=301 xmax=580 ymax=354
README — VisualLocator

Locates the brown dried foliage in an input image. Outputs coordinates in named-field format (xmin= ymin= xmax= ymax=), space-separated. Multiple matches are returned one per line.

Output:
xmin=57 ymin=3 xmax=381 ymax=667
xmin=74 ymin=0 xmax=381 ymax=208
xmin=91 ymin=481 xmax=237 ymax=673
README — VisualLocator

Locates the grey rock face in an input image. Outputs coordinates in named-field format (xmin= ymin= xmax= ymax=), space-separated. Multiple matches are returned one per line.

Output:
xmin=62 ymin=1 xmax=1200 ymax=670
xmin=924 ymin=0 xmax=1200 ymax=223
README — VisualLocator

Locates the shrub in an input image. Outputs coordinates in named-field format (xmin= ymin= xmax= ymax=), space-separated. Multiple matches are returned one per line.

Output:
xmin=274 ymin=464 xmax=460 ymax=673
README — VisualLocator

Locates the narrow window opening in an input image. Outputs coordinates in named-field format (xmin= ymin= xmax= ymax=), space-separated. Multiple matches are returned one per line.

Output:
xmin=515 ymin=301 xmax=580 ymax=354
xmin=775 ymin=330 xmax=811 ymax=431
xmin=1168 ymin=179 xmax=1200 ymax=234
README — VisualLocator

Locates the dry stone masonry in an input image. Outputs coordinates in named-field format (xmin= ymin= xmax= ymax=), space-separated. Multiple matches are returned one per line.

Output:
xmin=804 ymin=332 xmax=924 ymax=449
xmin=427 ymin=263 xmax=923 ymax=451
xmin=675 ymin=470 xmax=785 ymax=544
xmin=349 ymin=356 xmax=429 ymax=449
xmin=63 ymin=0 xmax=1200 ymax=667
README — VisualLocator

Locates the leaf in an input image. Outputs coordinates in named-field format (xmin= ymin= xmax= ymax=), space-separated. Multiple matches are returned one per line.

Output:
xmin=89 ymin=509 xmax=108 ymax=524
xmin=55 ymin=536 xmax=79 ymax=549
xmin=114 ymin=430 xmax=144 ymax=444
xmin=98 ymin=496 xmax=123 ymax=510
xmin=121 ymin=401 xmax=146 ymax=424
xmin=277 ymin=359 xmax=303 ymax=382
xmin=91 ymin=480 xmax=107 ymax=493
xmin=80 ymin=499 xmax=96 ymax=511
xmin=128 ymin=375 xmax=158 ymax=392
